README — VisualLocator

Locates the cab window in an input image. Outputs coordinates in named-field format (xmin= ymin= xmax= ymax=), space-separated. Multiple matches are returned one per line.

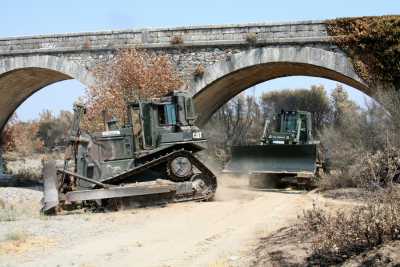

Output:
xmin=185 ymin=98 xmax=196 ymax=120
xmin=158 ymin=104 xmax=176 ymax=125
xmin=285 ymin=114 xmax=297 ymax=132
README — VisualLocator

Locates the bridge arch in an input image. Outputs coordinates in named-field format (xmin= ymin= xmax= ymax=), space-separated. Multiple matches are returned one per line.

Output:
xmin=0 ymin=55 xmax=95 ymax=130
xmin=190 ymin=46 xmax=370 ymax=126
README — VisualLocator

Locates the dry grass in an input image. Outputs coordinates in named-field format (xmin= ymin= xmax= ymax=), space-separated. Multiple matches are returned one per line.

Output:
xmin=208 ymin=260 xmax=230 ymax=267
xmin=299 ymin=188 xmax=400 ymax=265
xmin=5 ymin=230 xmax=29 ymax=242
xmin=0 ymin=187 xmax=43 ymax=220
xmin=0 ymin=205 xmax=17 ymax=222
xmin=3 ymin=152 xmax=64 ymax=183
xmin=0 ymin=233 xmax=56 ymax=255
xmin=0 ymin=204 xmax=40 ymax=222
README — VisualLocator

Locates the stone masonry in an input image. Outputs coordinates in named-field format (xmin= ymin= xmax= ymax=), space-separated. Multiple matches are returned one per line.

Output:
xmin=0 ymin=20 xmax=368 ymax=129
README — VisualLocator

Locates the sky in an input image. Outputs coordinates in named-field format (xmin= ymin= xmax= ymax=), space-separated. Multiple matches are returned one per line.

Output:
xmin=2 ymin=0 xmax=399 ymax=121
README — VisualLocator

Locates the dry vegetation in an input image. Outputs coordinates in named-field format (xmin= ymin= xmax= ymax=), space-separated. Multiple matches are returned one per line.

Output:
xmin=245 ymin=32 xmax=258 ymax=44
xmin=327 ymin=15 xmax=400 ymax=90
xmin=300 ymin=188 xmax=400 ymax=265
xmin=83 ymin=48 xmax=184 ymax=131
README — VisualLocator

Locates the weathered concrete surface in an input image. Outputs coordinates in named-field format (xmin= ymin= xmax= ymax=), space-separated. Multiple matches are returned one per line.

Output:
xmin=0 ymin=20 xmax=368 ymax=130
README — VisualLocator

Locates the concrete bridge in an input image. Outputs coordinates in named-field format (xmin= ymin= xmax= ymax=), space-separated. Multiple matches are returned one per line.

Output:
xmin=0 ymin=19 xmax=369 ymax=129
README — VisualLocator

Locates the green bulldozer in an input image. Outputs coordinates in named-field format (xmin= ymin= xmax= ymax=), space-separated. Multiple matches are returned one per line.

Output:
xmin=224 ymin=110 xmax=322 ymax=187
xmin=42 ymin=91 xmax=217 ymax=214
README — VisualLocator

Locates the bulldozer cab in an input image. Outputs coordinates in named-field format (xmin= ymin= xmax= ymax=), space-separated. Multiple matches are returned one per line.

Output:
xmin=263 ymin=110 xmax=312 ymax=145
xmin=126 ymin=91 xmax=202 ymax=150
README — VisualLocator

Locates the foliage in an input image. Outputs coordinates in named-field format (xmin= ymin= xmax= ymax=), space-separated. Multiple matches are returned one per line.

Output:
xmin=327 ymin=16 xmax=400 ymax=89
xmin=37 ymin=110 xmax=73 ymax=149
xmin=0 ymin=115 xmax=16 ymax=152
xmin=6 ymin=120 xmax=44 ymax=156
xmin=84 ymin=48 xmax=183 ymax=131
xmin=300 ymin=189 xmax=400 ymax=265
xmin=318 ymin=85 xmax=363 ymax=173
xmin=261 ymin=85 xmax=332 ymax=130
xmin=319 ymin=86 xmax=400 ymax=188
xmin=245 ymin=32 xmax=257 ymax=44
xmin=350 ymin=148 xmax=400 ymax=189
xmin=2 ymin=110 xmax=73 ymax=158
xmin=170 ymin=35 xmax=184 ymax=45
xmin=374 ymin=88 xmax=400 ymax=147
xmin=204 ymin=92 xmax=262 ymax=163
xmin=193 ymin=64 xmax=205 ymax=77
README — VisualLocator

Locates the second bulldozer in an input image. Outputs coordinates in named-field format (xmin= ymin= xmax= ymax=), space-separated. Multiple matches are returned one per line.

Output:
xmin=224 ymin=110 xmax=321 ymax=187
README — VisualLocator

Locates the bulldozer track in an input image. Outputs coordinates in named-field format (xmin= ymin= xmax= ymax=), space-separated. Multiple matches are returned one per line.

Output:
xmin=99 ymin=149 xmax=217 ymax=201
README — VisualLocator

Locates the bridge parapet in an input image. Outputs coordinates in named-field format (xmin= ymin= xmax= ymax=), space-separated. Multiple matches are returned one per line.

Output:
xmin=0 ymin=20 xmax=329 ymax=55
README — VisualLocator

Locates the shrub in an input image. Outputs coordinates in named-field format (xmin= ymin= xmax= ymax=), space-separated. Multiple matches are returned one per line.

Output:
xmin=170 ymin=35 xmax=184 ymax=45
xmin=352 ymin=148 xmax=400 ymax=189
xmin=317 ymin=172 xmax=358 ymax=191
xmin=318 ymin=147 xmax=400 ymax=191
xmin=245 ymin=32 xmax=257 ymax=44
xmin=193 ymin=64 xmax=205 ymax=77
xmin=300 ymin=189 xmax=400 ymax=265
xmin=83 ymin=39 xmax=91 ymax=49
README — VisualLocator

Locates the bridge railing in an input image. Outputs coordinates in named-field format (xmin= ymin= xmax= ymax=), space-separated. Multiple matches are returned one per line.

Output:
xmin=0 ymin=21 xmax=330 ymax=55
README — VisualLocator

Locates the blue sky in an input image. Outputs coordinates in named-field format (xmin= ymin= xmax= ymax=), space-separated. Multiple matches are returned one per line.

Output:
xmin=2 ymin=0 xmax=399 ymax=121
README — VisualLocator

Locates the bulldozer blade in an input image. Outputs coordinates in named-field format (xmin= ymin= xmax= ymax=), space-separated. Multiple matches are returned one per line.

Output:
xmin=224 ymin=144 xmax=317 ymax=175
xmin=42 ymin=161 xmax=59 ymax=214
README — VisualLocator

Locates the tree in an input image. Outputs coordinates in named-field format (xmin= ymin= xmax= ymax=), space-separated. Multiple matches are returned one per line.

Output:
xmin=37 ymin=110 xmax=73 ymax=149
xmin=330 ymin=84 xmax=360 ymax=128
xmin=204 ymin=92 xmax=263 ymax=162
xmin=83 ymin=48 xmax=184 ymax=131
xmin=0 ymin=115 xmax=17 ymax=153
xmin=319 ymin=84 xmax=364 ymax=173
xmin=6 ymin=120 xmax=44 ymax=156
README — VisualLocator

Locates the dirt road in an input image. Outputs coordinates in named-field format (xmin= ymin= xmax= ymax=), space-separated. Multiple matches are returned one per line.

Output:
xmin=0 ymin=176 xmax=315 ymax=267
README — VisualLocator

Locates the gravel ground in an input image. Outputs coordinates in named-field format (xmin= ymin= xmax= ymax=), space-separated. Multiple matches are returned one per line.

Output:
xmin=0 ymin=177 xmax=369 ymax=267
xmin=0 ymin=187 xmax=43 ymax=221
xmin=0 ymin=177 xmax=314 ymax=267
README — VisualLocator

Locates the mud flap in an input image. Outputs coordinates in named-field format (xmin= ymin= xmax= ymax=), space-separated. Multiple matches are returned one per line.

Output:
xmin=42 ymin=161 xmax=59 ymax=214
xmin=224 ymin=144 xmax=317 ymax=175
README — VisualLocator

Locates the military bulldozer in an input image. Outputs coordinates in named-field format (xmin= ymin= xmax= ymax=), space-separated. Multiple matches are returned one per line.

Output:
xmin=224 ymin=110 xmax=322 ymax=188
xmin=42 ymin=91 xmax=217 ymax=214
